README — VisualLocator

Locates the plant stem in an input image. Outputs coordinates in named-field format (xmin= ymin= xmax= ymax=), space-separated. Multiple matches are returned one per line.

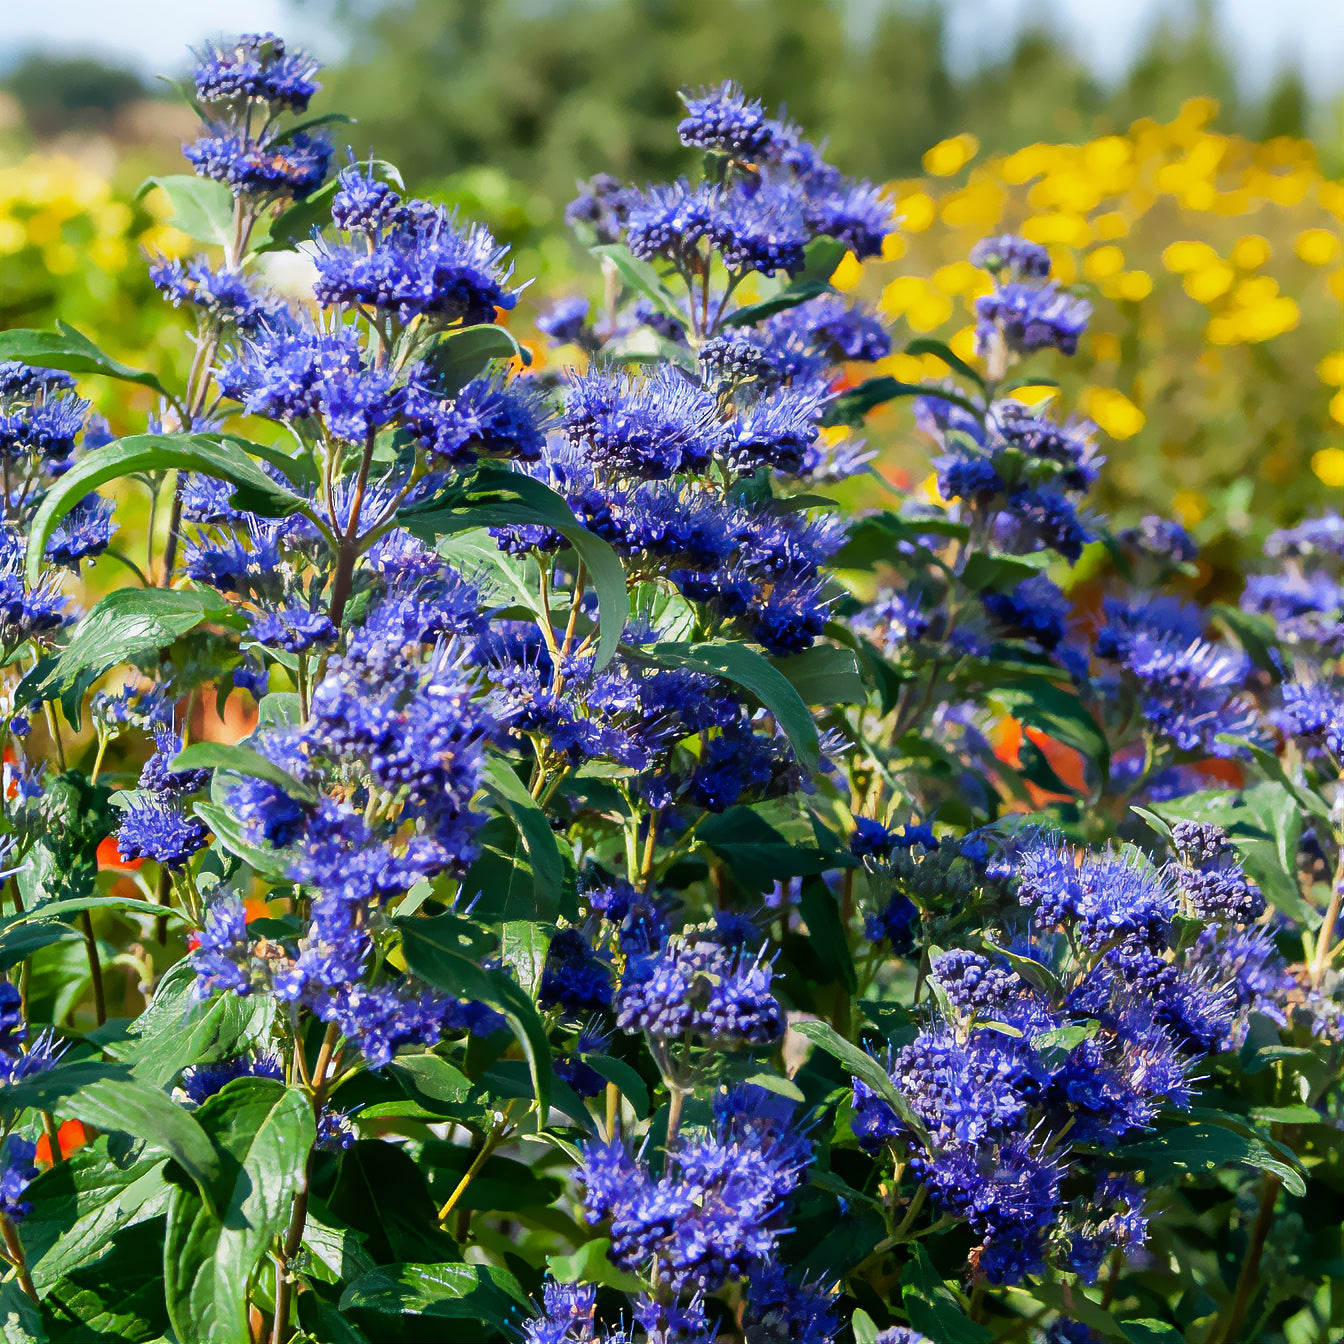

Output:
xmin=80 ymin=911 xmax=106 ymax=1027
xmin=436 ymin=1131 xmax=498 ymax=1227
xmin=1210 ymin=1172 xmax=1280 ymax=1344
xmin=270 ymin=1021 xmax=340 ymax=1344
xmin=0 ymin=1213 xmax=38 ymax=1304
xmin=1309 ymin=844 xmax=1344 ymax=991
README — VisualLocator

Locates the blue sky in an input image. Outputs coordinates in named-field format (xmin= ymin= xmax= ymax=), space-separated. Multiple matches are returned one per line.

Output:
xmin=2 ymin=0 xmax=1341 ymax=97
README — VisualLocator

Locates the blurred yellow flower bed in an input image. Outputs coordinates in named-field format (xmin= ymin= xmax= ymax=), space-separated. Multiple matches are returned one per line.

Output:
xmin=826 ymin=99 xmax=1341 ymax=544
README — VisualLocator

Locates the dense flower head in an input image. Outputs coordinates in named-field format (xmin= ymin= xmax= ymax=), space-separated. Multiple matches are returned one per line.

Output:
xmin=580 ymin=1096 xmax=808 ymax=1292
xmin=970 ymin=233 xmax=1052 ymax=279
xmin=149 ymin=256 xmax=283 ymax=331
xmin=564 ymin=365 xmax=721 ymax=479
xmin=678 ymin=82 xmax=774 ymax=157
xmin=192 ymin=33 xmax=320 ymax=113
xmin=180 ymin=1053 xmax=283 ymax=1103
xmin=0 ymin=1137 xmax=38 ymax=1222
xmin=313 ymin=186 xmax=518 ymax=326
xmin=616 ymin=935 xmax=784 ymax=1047
xmin=977 ymin=282 xmax=1091 ymax=358
xmin=116 ymin=801 xmax=211 ymax=868
xmin=139 ymin=728 xmax=212 ymax=795
xmin=185 ymin=130 xmax=333 ymax=201
xmin=1280 ymin=680 xmax=1344 ymax=757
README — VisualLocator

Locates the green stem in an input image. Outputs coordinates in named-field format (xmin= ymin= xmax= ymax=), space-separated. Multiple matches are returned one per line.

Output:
xmin=1209 ymin=1173 xmax=1280 ymax=1344
xmin=80 ymin=911 xmax=105 ymax=1027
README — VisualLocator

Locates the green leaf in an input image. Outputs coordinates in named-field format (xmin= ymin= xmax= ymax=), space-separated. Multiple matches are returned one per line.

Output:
xmin=590 ymin=243 xmax=685 ymax=327
xmin=0 ymin=321 xmax=166 ymax=395
xmin=2 ymin=1065 xmax=220 ymax=1205
xmin=423 ymin=324 xmax=531 ymax=398
xmin=585 ymin=1055 xmax=650 ymax=1119
xmin=388 ymin=1054 xmax=474 ymax=1117
xmin=798 ymin=874 xmax=858 ymax=990
xmin=42 ymin=1218 xmax=171 ymax=1342
xmin=194 ymin=801 xmax=290 ymax=881
xmin=22 ymin=1145 xmax=170 ymax=1291
xmin=301 ymin=1206 xmax=377 ymax=1287
xmin=635 ymin=639 xmax=819 ymax=770
xmin=327 ymin=1142 xmax=460 ymax=1265
xmin=1120 ymin=1322 xmax=1186 ymax=1344
xmin=0 ymin=916 xmax=78 ymax=971
xmin=771 ymin=643 xmax=866 ymax=706
xmin=825 ymin=376 xmax=983 ymax=425
xmin=10 ymin=896 xmax=188 ymax=926
xmin=401 ymin=466 xmax=629 ymax=671
xmin=792 ymin=1019 xmax=929 ymax=1143
xmin=341 ymin=1262 xmax=526 ymax=1333
xmin=125 ymin=960 xmax=276 ymax=1088
xmin=17 ymin=587 xmax=234 ymax=728
xmin=253 ymin=178 xmax=339 ymax=254
xmin=15 ymin=771 xmax=117 ymax=910
xmin=171 ymin=741 xmax=318 ymax=804
xmin=958 ymin=549 xmax=1052 ymax=593
xmin=499 ymin=920 xmax=553 ymax=1000
xmin=164 ymin=1079 xmax=316 ymax=1344
xmin=25 ymin=433 xmax=309 ymax=584
xmin=723 ymin=279 xmax=835 ymax=328
xmin=1012 ymin=1281 xmax=1127 ymax=1339
xmin=546 ymin=1237 xmax=644 ymax=1292
xmin=481 ymin=756 xmax=565 ymax=921
xmin=902 ymin=1242 xmax=992 ymax=1343
xmin=137 ymin=174 xmax=235 ymax=246
xmin=698 ymin=806 xmax=839 ymax=889
xmin=904 ymin=336 xmax=987 ymax=387
xmin=798 ymin=236 xmax=851 ymax=283
xmin=398 ymin=915 xmax=553 ymax=1117
xmin=1113 ymin=1119 xmax=1306 ymax=1197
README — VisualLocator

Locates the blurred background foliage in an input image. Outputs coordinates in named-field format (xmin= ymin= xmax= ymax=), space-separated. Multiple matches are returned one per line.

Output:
xmin=0 ymin=0 xmax=1338 ymax=560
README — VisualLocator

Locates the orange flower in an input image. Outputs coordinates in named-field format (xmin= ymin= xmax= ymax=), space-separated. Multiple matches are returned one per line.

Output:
xmin=97 ymin=834 xmax=144 ymax=872
xmin=35 ymin=1119 xmax=88 ymax=1165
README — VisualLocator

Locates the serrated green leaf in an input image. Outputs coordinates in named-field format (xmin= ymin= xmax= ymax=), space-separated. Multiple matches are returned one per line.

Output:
xmin=164 ymin=1079 xmax=316 ymax=1344
xmin=0 ymin=322 xmax=166 ymax=395
xmin=792 ymin=1019 xmax=929 ymax=1144
xmin=26 ymin=433 xmax=310 ymax=584
xmin=137 ymin=174 xmax=235 ymax=246
xmin=18 ymin=587 xmax=234 ymax=728
xmin=902 ymin=1241 xmax=992 ymax=1343
xmin=422 ymin=324 xmax=531 ymax=398
xmin=340 ymin=1262 xmax=526 ymax=1331
xmin=171 ymin=741 xmax=318 ymax=804
xmin=400 ymin=466 xmax=628 ymax=670
xmin=635 ymin=639 xmax=819 ymax=770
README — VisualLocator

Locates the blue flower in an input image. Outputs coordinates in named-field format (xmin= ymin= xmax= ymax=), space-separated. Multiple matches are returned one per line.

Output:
xmin=116 ymin=802 xmax=210 ymax=869
xmin=982 ymin=575 xmax=1072 ymax=650
xmin=139 ymin=729 xmax=212 ymax=796
xmin=404 ymin=370 xmax=550 ymax=463
xmin=0 ymin=1137 xmax=38 ymax=1222
xmin=977 ymin=281 xmax=1091 ymax=358
xmin=44 ymin=493 xmax=116 ymax=569
xmin=248 ymin=605 xmax=338 ymax=653
xmin=536 ymin=296 xmax=591 ymax=345
xmin=149 ymin=257 xmax=283 ymax=332
xmin=192 ymin=33 xmax=320 ymax=112
xmin=564 ymin=366 xmax=722 ymax=479
xmin=184 ymin=131 xmax=332 ymax=201
xmin=970 ymin=234 xmax=1052 ymax=279
xmin=180 ymin=1053 xmax=283 ymax=1103
xmin=678 ymin=82 xmax=774 ymax=156
xmin=312 ymin=204 xmax=517 ymax=326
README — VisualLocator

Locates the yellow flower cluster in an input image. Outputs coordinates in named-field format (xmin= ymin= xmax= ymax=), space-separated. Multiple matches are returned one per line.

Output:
xmin=838 ymin=99 xmax=1342 ymax=526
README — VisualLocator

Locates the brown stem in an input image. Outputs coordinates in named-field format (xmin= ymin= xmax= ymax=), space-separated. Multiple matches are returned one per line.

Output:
xmin=0 ymin=1213 xmax=38 ymax=1305
xmin=80 ymin=911 xmax=106 ymax=1027
xmin=326 ymin=433 xmax=377 ymax=629
xmin=41 ymin=1111 xmax=63 ymax=1165
xmin=1210 ymin=1173 xmax=1280 ymax=1344
xmin=270 ymin=1022 xmax=339 ymax=1344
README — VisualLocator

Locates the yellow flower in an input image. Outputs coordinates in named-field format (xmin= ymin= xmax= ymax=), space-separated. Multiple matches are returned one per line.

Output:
xmin=1084 ymin=245 xmax=1125 ymax=281
xmin=1313 ymin=447 xmax=1344 ymax=484
xmin=1230 ymin=235 xmax=1271 ymax=269
xmin=1329 ymin=394 xmax=1344 ymax=428
xmin=1318 ymin=352 xmax=1344 ymax=387
xmin=1172 ymin=490 xmax=1207 ymax=527
xmin=1295 ymin=228 xmax=1340 ymax=266
xmin=922 ymin=134 xmax=979 ymax=178
xmin=896 ymin=191 xmax=935 ymax=233
xmin=1083 ymin=387 xmax=1146 ymax=439
xmin=1183 ymin=263 xmax=1234 ymax=303
xmin=1113 ymin=270 xmax=1153 ymax=302
xmin=831 ymin=251 xmax=863 ymax=292
xmin=1161 ymin=240 xmax=1218 ymax=273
